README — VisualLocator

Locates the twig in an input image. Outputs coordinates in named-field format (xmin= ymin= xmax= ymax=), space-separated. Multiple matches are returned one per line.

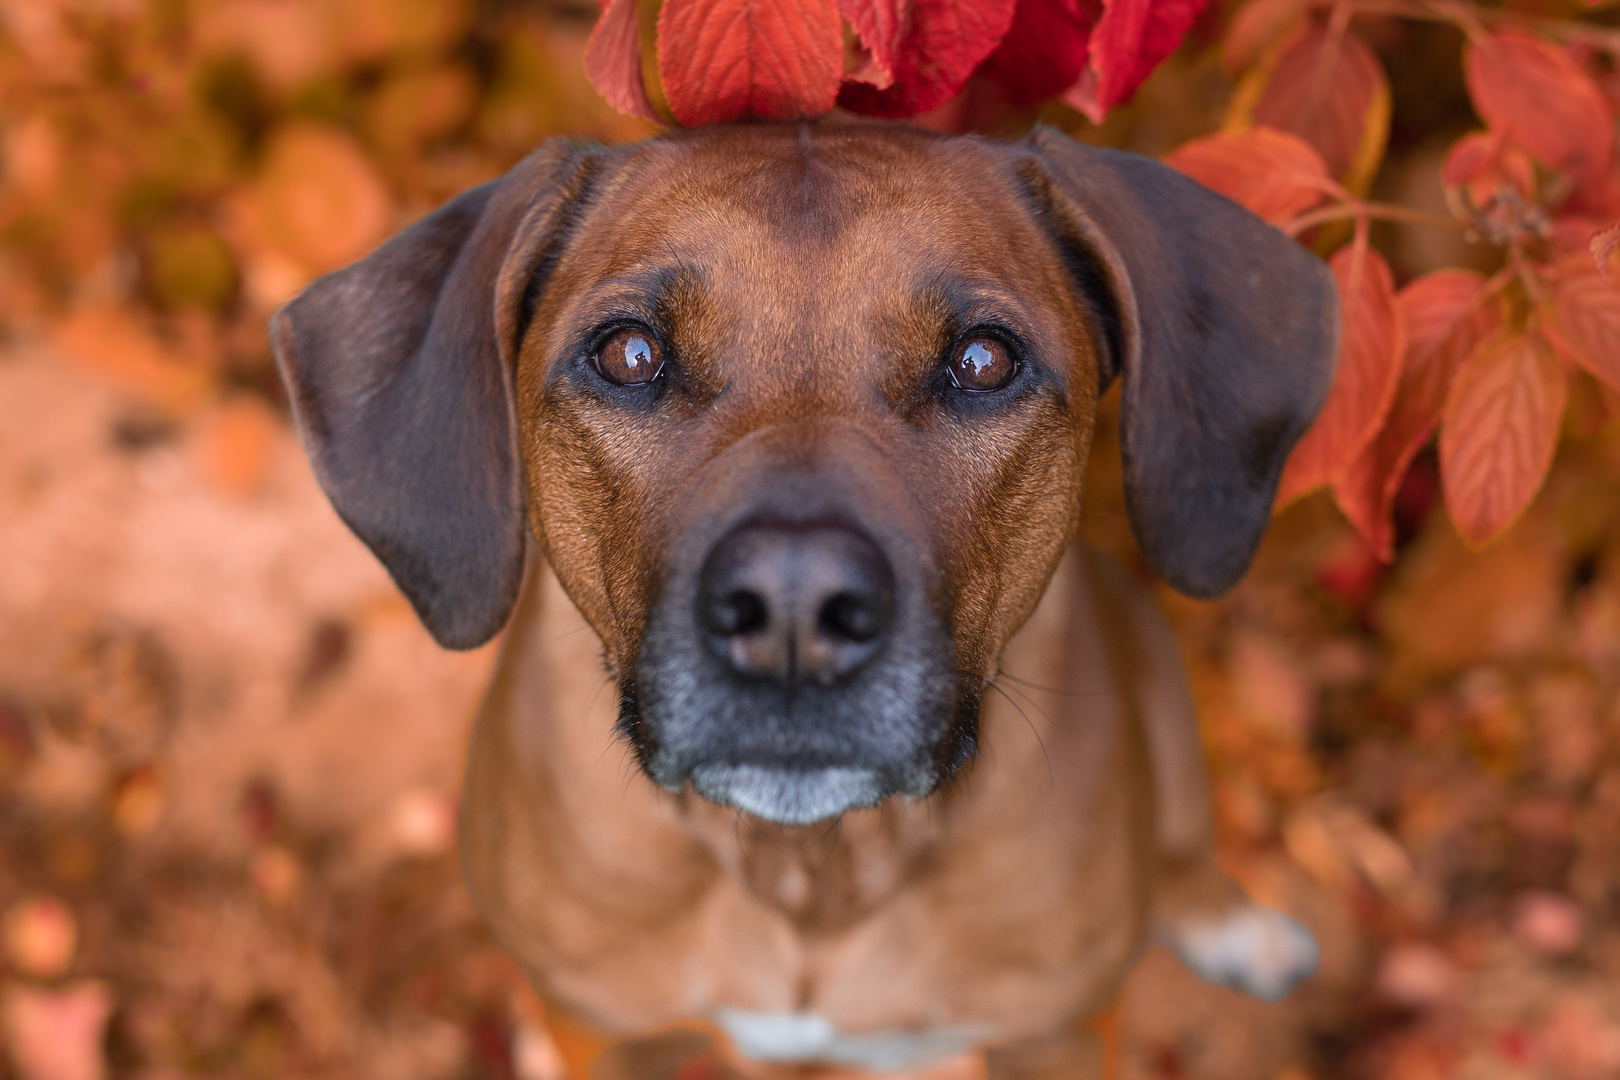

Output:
xmin=1284 ymin=200 xmax=1464 ymax=237
xmin=1320 ymin=0 xmax=1620 ymax=54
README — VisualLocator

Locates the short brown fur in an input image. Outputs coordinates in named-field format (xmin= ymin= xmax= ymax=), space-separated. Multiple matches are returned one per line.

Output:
xmin=272 ymin=123 xmax=1339 ymax=1077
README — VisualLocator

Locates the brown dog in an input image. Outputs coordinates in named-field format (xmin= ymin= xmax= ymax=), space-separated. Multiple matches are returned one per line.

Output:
xmin=272 ymin=123 xmax=1338 ymax=1077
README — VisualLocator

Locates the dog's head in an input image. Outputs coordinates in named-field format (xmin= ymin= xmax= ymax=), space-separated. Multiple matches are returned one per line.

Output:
xmin=272 ymin=125 xmax=1337 ymax=825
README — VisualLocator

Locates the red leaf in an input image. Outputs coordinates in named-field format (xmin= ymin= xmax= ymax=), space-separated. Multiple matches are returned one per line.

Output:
xmin=1592 ymin=221 xmax=1620 ymax=285
xmin=1443 ymin=130 xmax=1535 ymax=203
xmin=975 ymin=0 xmax=1100 ymax=107
xmin=1162 ymin=126 xmax=1330 ymax=225
xmin=1247 ymin=26 xmax=1389 ymax=184
xmin=585 ymin=0 xmax=658 ymax=121
xmin=840 ymin=0 xmax=910 ymax=89
xmin=1334 ymin=271 xmax=1501 ymax=559
xmin=1464 ymin=30 xmax=1614 ymax=190
xmin=1277 ymin=242 xmax=1404 ymax=504
xmin=1440 ymin=329 xmax=1567 ymax=548
xmin=1062 ymin=0 xmax=1209 ymax=123
xmin=1222 ymin=0 xmax=1310 ymax=75
xmin=838 ymin=0 xmax=1017 ymax=117
xmin=658 ymin=0 xmax=845 ymax=124
xmin=1546 ymin=271 xmax=1620 ymax=391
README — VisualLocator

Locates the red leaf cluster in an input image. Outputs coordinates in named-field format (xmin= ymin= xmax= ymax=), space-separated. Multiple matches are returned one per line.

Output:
xmin=1202 ymin=21 xmax=1620 ymax=556
xmin=586 ymin=0 xmax=1209 ymax=124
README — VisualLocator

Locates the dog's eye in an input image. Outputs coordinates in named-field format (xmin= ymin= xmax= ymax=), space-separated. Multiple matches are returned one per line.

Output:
xmin=948 ymin=337 xmax=1016 ymax=392
xmin=594 ymin=329 xmax=665 ymax=386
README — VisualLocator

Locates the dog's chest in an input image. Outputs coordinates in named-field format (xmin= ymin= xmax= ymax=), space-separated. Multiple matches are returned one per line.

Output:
xmin=468 ymin=561 xmax=1148 ymax=1043
xmin=675 ymin=790 xmax=945 ymax=934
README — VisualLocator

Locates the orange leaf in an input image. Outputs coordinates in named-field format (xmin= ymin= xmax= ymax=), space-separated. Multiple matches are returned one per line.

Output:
xmin=1545 ymin=271 xmax=1620 ymax=391
xmin=1247 ymin=26 xmax=1389 ymax=188
xmin=1443 ymin=130 xmax=1535 ymax=204
xmin=53 ymin=307 xmax=216 ymax=413
xmin=1163 ymin=126 xmax=1330 ymax=225
xmin=1277 ymin=242 xmax=1404 ymax=504
xmin=249 ymin=124 xmax=394 ymax=274
xmin=3 ymin=897 xmax=77 ymax=979
xmin=657 ymin=0 xmax=845 ymax=124
xmin=1440 ymin=330 xmax=1567 ymax=548
xmin=1334 ymin=271 xmax=1500 ymax=559
xmin=1464 ymin=30 xmax=1613 ymax=189
xmin=585 ymin=0 xmax=658 ymax=120
xmin=1592 ymin=221 xmax=1620 ymax=285
xmin=198 ymin=396 xmax=281 ymax=498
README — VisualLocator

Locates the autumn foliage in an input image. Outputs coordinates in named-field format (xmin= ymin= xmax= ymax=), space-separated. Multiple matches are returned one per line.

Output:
xmin=1170 ymin=21 xmax=1620 ymax=557
xmin=586 ymin=0 xmax=1210 ymax=125
xmin=3 ymin=2 xmax=1620 ymax=1079
xmin=1 ymin=0 xmax=1613 ymax=562
xmin=578 ymin=0 xmax=1620 ymax=561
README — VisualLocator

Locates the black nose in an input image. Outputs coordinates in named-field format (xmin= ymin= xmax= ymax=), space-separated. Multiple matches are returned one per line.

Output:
xmin=696 ymin=522 xmax=896 ymax=685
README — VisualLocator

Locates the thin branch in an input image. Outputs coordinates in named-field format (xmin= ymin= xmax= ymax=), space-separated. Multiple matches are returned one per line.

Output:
xmin=1284 ymin=200 xmax=1464 ymax=237
xmin=1512 ymin=242 xmax=1548 ymax=305
xmin=1322 ymin=0 xmax=1620 ymax=54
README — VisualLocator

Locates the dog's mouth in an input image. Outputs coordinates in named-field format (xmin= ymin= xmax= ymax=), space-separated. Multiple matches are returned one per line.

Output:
xmin=618 ymin=669 xmax=980 ymax=826
xmin=688 ymin=763 xmax=889 ymax=825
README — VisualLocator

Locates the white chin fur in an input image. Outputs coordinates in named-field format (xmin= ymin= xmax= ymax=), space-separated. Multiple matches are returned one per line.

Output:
xmin=690 ymin=764 xmax=886 ymax=824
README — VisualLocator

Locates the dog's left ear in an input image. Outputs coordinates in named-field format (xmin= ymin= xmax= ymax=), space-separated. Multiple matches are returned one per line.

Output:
xmin=1020 ymin=127 xmax=1340 ymax=598
xmin=272 ymin=140 xmax=601 ymax=648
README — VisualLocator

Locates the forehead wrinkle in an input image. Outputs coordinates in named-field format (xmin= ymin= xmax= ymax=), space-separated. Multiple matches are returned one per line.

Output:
xmin=921 ymin=278 xmax=1042 ymax=335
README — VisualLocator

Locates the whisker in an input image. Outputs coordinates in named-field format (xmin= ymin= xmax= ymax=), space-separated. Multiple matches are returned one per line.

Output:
xmin=547 ymin=622 xmax=596 ymax=645
xmin=986 ymin=675 xmax=1053 ymax=791
xmin=994 ymin=668 xmax=1113 ymax=699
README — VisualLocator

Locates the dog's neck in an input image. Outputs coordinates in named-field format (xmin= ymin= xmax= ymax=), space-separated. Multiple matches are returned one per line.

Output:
xmin=674 ymin=787 xmax=947 ymax=934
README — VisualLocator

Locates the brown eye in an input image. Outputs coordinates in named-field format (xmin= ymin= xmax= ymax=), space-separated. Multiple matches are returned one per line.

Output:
xmin=948 ymin=337 xmax=1016 ymax=392
xmin=593 ymin=329 xmax=664 ymax=386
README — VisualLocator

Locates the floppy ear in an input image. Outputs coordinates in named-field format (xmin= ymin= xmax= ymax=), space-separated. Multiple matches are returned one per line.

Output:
xmin=271 ymin=140 xmax=601 ymax=648
xmin=1021 ymin=126 xmax=1340 ymax=598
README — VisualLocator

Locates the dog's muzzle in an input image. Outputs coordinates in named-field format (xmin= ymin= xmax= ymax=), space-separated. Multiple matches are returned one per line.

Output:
xmin=624 ymin=517 xmax=974 ymax=825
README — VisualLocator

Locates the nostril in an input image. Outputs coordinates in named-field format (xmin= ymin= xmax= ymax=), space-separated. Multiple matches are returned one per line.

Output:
xmin=696 ymin=520 xmax=897 ymax=683
xmin=707 ymin=589 xmax=768 ymax=636
xmin=819 ymin=591 xmax=890 ymax=644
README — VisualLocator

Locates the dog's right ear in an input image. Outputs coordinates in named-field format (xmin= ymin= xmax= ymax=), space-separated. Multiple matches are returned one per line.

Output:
xmin=271 ymin=140 xmax=601 ymax=649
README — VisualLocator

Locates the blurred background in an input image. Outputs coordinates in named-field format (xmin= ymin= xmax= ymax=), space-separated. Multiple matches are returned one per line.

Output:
xmin=1 ymin=1 xmax=1619 ymax=1078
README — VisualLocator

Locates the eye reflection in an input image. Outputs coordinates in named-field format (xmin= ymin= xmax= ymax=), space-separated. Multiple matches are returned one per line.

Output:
xmin=594 ymin=329 xmax=665 ymax=386
xmin=948 ymin=337 xmax=1015 ymax=392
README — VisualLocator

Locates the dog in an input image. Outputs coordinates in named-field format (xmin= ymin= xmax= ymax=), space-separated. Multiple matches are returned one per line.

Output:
xmin=271 ymin=122 xmax=1339 ymax=1077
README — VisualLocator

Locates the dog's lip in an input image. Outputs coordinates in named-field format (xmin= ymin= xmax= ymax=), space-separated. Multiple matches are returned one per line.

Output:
xmin=689 ymin=763 xmax=890 ymax=825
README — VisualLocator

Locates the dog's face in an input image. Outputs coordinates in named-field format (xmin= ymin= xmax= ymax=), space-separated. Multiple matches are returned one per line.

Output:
xmin=272 ymin=125 xmax=1337 ymax=824
xmin=517 ymin=130 xmax=1101 ymax=821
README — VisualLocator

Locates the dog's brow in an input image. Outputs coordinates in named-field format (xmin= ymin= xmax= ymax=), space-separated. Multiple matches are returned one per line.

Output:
xmin=914 ymin=279 xmax=1041 ymax=341
xmin=578 ymin=267 xmax=697 ymax=318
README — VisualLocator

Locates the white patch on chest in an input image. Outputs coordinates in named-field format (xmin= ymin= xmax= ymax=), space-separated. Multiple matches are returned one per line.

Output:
xmin=716 ymin=1009 xmax=994 ymax=1072
xmin=1162 ymin=905 xmax=1320 ymax=1002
